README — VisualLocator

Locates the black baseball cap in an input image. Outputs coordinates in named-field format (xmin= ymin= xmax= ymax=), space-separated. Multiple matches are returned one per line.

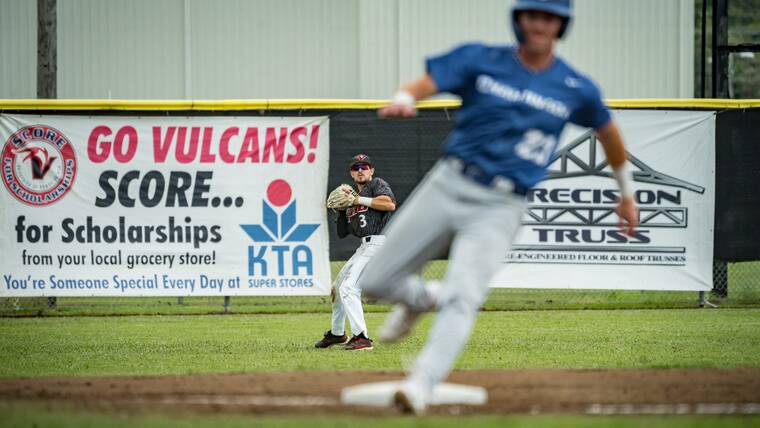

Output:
xmin=349 ymin=153 xmax=373 ymax=169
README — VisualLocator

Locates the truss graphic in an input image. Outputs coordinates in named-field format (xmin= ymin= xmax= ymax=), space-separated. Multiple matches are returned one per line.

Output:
xmin=546 ymin=130 xmax=705 ymax=194
xmin=523 ymin=205 xmax=687 ymax=228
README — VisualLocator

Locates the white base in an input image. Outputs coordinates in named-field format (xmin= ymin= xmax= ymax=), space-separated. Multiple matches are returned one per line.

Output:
xmin=340 ymin=381 xmax=487 ymax=407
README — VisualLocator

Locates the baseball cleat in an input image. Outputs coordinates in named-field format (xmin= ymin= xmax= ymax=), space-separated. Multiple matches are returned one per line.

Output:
xmin=393 ymin=381 xmax=428 ymax=415
xmin=379 ymin=280 xmax=441 ymax=343
xmin=378 ymin=304 xmax=422 ymax=343
xmin=344 ymin=334 xmax=374 ymax=351
xmin=314 ymin=330 xmax=349 ymax=348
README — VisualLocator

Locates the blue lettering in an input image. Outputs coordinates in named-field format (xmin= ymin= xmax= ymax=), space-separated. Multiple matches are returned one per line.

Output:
xmin=291 ymin=245 xmax=313 ymax=275
xmin=248 ymin=245 xmax=267 ymax=275
xmin=271 ymin=245 xmax=289 ymax=275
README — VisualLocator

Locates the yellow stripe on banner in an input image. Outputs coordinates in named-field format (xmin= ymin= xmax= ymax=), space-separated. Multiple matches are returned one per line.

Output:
xmin=1 ymin=98 xmax=759 ymax=111
xmin=0 ymin=99 xmax=267 ymax=111
xmin=606 ymin=99 xmax=760 ymax=109
xmin=0 ymin=99 xmax=461 ymax=111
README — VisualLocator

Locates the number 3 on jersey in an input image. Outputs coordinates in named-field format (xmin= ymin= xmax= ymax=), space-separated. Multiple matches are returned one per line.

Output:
xmin=358 ymin=214 xmax=367 ymax=228
xmin=515 ymin=129 xmax=557 ymax=166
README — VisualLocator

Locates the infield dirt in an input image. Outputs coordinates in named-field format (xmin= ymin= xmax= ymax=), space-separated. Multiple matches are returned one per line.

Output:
xmin=1 ymin=369 xmax=759 ymax=416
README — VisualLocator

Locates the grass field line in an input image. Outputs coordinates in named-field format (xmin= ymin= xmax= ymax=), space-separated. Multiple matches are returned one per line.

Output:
xmin=75 ymin=396 xmax=760 ymax=415
xmin=133 ymin=394 xmax=339 ymax=407
xmin=585 ymin=403 xmax=760 ymax=415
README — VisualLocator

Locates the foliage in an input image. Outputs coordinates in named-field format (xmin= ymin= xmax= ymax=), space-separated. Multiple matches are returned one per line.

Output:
xmin=694 ymin=0 xmax=760 ymax=98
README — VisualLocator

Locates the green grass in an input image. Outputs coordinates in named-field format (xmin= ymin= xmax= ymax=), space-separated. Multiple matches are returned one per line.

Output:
xmin=2 ymin=304 xmax=759 ymax=428
xmin=1 ymin=309 xmax=758 ymax=377
xmin=1 ymin=263 xmax=757 ymax=428
xmin=2 ymin=401 xmax=760 ymax=428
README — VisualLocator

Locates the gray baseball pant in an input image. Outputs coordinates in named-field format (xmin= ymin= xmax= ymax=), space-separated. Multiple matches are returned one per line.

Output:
xmin=359 ymin=159 xmax=526 ymax=393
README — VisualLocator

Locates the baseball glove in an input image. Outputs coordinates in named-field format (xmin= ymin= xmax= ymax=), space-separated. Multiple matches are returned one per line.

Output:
xmin=326 ymin=184 xmax=358 ymax=209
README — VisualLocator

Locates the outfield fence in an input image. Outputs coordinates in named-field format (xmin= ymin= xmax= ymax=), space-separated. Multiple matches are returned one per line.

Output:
xmin=1 ymin=100 xmax=758 ymax=315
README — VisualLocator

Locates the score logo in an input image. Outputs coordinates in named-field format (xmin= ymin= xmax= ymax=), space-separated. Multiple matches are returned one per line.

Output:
xmin=2 ymin=125 xmax=77 ymax=206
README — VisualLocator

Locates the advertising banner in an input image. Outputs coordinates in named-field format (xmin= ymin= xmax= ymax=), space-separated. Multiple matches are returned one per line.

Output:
xmin=493 ymin=110 xmax=716 ymax=290
xmin=0 ymin=115 xmax=331 ymax=296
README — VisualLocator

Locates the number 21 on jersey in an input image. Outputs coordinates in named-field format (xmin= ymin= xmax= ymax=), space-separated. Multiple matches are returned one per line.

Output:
xmin=515 ymin=129 xmax=557 ymax=166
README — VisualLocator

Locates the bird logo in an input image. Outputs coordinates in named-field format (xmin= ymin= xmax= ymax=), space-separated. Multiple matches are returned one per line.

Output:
xmin=13 ymin=146 xmax=57 ymax=180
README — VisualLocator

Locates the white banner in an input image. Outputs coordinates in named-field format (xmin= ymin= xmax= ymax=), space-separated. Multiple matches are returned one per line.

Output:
xmin=0 ymin=114 xmax=331 ymax=296
xmin=493 ymin=110 xmax=716 ymax=291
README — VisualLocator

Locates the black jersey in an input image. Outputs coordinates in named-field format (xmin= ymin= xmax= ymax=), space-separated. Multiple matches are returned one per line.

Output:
xmin=336 ymin=177 xmax=395 ymax=238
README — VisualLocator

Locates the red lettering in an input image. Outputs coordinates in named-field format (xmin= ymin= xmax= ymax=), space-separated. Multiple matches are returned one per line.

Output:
xmin=219 ymin=127 xmax=238 ymax=163
xmin=237 ymin=127 xmax=260 ymax=163
xmin=174 ymin=126 xmax=194 ymax=163
xmin=307 ymin=124 xmax=320 ymax=163
xmin=147 ymin=124 xmax=318 ymax=164
xmin=113 ymin=126 xmax=138 ymax=163
xmin=86 ymin=126 xmax=137 ymax=163
xmin=199 ymin=127 xmax=215 ymax=163
xmin=87 ymin=125 xmax=112 ymax=163
xmin=287 ymin=127 xmax=306 ymax=163
xmin=153 ymin=126 xmax=176 ymax=163
xmin=175 ymin=127 xmax=196 ymax=164
xmin=263 ymin=127 xmax=287 ymax=163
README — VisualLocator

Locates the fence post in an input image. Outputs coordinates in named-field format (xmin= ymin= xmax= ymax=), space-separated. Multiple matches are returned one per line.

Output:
xmin=37 ymin=0 xmax=57 ymax=99
xmin=698 ymin=291 xmax=717 ymax=308
xmin=713 ymin=260 xmax=728 ymax=297
xmin=223 ymin=296 xmax=231 ymax=313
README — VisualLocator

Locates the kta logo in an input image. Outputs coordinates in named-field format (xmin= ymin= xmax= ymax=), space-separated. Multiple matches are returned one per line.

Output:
xmin=240 ymin=179 xmax=319 ymax=276
xmin=2 ymin=125 xmax=77 ymax=206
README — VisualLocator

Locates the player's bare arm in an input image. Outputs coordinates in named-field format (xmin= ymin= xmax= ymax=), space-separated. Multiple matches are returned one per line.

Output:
xmin=358 ymin=195 xmax=396 ymax=211
xmin=378 ymin=75 xmax=439 ymax=119
xmin=595 ymin=121 xmax=638 ymax=236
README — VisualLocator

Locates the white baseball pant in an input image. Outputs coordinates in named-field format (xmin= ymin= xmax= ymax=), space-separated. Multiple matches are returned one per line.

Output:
xmin=332 ymin=235 xmax=385 ymax=338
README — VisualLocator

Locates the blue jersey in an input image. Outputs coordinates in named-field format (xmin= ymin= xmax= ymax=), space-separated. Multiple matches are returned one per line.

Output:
xmin=426 ymin=43 xmax=611 ymax=189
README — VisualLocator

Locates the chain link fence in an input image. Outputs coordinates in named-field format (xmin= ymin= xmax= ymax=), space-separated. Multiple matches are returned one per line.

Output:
xmin=2 ymin=260 xmax=757 ymax=316
xmin=423 ymin=260 xmax=760 ymax=310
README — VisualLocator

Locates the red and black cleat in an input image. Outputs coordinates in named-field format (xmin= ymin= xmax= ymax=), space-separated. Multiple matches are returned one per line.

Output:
xmin=344 ymin=334 xmax=374 ymax=351
xmin=315 ymin=330 xmax=349 ymax=348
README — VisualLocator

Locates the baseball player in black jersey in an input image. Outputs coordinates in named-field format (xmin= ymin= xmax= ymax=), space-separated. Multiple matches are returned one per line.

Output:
xmin=315 ymin=154 xmax=396 ymax=351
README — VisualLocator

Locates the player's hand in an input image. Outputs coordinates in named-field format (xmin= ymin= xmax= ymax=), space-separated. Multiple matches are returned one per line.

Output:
xmin=378 ymin=102 xmax=418 ymax=118
xmin=615 ymin=196 xmax=638 ymax=237
xmin=326 ymin=184 xmax=359 ymax=209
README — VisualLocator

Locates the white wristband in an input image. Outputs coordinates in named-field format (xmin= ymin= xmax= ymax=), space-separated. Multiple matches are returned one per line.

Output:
xmin=612 ymin=163 xmax=634 ymax=199
xmin=393 ymin=90 xmax=415 ymax=108
xmin=357 ymin=196 xmax=373 ymax=207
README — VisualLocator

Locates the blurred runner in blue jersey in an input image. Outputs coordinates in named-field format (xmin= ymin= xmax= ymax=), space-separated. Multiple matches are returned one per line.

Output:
xmin=359 ymin=0 xmax=638 ymax=415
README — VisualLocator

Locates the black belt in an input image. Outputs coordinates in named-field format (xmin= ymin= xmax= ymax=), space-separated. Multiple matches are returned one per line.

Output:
xmin=447 ymin=157 xmax=529 ymax=196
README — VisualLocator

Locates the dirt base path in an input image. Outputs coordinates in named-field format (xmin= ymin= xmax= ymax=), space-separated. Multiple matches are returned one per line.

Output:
xmin=2 ymin=369 xmax=760 ymax=416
